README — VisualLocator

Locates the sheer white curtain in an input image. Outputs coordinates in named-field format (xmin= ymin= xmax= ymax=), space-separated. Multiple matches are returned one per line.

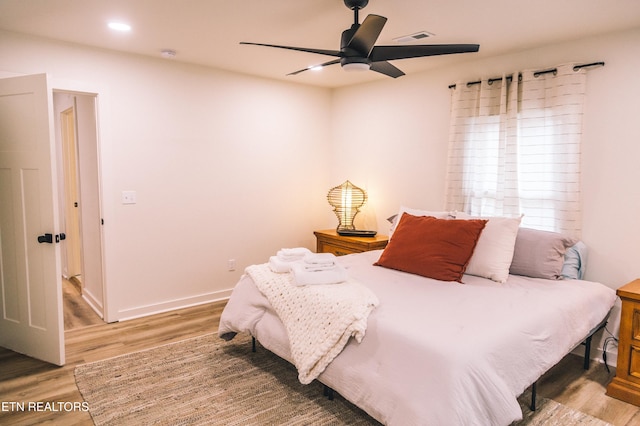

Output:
xmin=445 ymin=63 xmax=587 ymax=238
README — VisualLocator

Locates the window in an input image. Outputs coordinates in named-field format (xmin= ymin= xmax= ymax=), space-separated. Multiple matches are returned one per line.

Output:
xmin=445 ymin=64 xmax=587 ymax=238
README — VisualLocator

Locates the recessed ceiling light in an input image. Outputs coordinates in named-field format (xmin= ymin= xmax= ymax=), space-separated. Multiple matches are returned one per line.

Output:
xmin=108 ymin=22 xmax=131 ymax=32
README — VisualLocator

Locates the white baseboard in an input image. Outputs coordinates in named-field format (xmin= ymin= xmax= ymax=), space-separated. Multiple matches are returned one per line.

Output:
xmin=82 ymin=289 xmax=104 ymax=320
xmin=602 ymin=347 xmax=619 ymax=368
xmin=116 ymin=289 xmax=232 ymax=322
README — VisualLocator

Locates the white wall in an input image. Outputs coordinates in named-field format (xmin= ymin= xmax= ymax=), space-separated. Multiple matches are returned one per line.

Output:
xmin=0 ymin=30 xmax=333 ymax=320
xmin=330 ymin=71 xmax=453 ymax=227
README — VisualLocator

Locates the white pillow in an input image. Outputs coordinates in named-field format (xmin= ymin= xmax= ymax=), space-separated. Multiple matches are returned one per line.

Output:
xmin=456 ymin=213 xmax=522 ymax=283
xmin=389 ymin=206 xmax=453 ymax=238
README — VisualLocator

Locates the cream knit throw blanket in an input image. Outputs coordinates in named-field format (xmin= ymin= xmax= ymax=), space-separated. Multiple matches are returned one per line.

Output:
xmin=246 ymin=263 xmax=379 ymax=384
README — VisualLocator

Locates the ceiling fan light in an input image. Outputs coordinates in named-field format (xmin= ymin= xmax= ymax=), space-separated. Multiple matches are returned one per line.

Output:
xmin=343 ymin=62 xmax=370 ymax=72
xmin=107 ymin=22 xmax=131 ymax=32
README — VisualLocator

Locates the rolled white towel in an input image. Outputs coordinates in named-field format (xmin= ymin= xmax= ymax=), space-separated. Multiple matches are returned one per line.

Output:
xmin=269 ymin=256 xmax=293 ymax=273
xmin=303 ymin=252 xmax=336 ymax=265
xmin=280 ymin=247 xmax=311 ymax=256
xmin=277 ymin=247 xmax=312 ymax=261
xmin=303 ymin=263 xmax=336 ymax=272
xmin=290 ymin=262 xmax=348 ymax=286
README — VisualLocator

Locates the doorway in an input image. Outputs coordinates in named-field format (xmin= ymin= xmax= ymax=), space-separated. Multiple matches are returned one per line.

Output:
xmin=53 ymin=92 xmax=105 ymax=326
xmin=60 ymin=107 xmax=83 ymax=286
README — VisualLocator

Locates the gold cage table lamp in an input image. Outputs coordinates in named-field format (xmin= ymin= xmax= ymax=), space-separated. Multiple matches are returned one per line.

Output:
xmin=327 ymin=180 xmax=376 ymax=237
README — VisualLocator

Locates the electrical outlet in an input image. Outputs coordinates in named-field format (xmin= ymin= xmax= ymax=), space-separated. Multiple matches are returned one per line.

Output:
xmin=228 ymin=259 xmax=236 ymax=271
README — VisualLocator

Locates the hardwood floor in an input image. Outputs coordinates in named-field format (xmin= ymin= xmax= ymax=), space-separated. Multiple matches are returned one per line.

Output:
xmin=540 ymin=353 xmax=640 ymax=425
xmin=63 ymin=279 xmax=104 ymax=330
xmin=1 ymin=297 xmax=225 ymax=426
xmin=1 ymin=297 xmax=640 ymax=425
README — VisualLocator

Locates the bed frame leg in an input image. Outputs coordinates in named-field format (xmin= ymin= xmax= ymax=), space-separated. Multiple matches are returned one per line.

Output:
xmin=252 ymin=336 xmax=256 ymax=353
xmin=583 ymin=335 xmax=592 ymax=370
xmin=528 ymin=322 xmax=601 ymax=413
xmin=530 ymin=381 xmax=537 ymax=411
xmin=580 ymin=317 xmax=608 ymax=370
xmin=323 ymin=385 xmax=334 ymax=400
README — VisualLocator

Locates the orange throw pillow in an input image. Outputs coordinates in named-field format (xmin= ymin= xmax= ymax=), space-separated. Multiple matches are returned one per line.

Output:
xmin=375 ymin=213 xmax=487 ymax=282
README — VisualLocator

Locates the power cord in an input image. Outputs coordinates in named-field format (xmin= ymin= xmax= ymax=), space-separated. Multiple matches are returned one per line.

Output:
xmin=601 ymin=325 xmax=618 ymax=374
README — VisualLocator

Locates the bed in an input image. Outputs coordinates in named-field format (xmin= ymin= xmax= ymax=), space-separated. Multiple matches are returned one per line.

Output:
xmin=218 ymin=212 xmax=617 ymax=425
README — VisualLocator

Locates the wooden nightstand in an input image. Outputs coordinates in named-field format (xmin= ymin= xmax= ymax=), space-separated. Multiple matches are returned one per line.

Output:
xmin=607 ymin=279 xmax=640 ymax=406
xmin=314 ymin=229 xmax=388 ymax=256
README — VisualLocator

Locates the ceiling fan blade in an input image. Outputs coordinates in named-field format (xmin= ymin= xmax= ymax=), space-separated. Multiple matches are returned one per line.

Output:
xmin=370 ymin=44 xmax=480 ymax=61
xmin=346 ymin=14 xmax=387 ymax=55
xmin=370 ymin=61 xmax=405 ymax=78
xmin=287 ymin=59 xmax=341 ymax=76
xmin=240 ymin=42 xmax=342 ymax=58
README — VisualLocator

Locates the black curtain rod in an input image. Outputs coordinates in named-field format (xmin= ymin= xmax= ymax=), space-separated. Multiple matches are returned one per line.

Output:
xmin=448 ymin=61 xmax=605 ymax=89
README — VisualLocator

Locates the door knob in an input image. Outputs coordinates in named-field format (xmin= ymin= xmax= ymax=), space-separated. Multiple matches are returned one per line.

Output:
xmin=37 ymin=233 xmax=53 ymax=244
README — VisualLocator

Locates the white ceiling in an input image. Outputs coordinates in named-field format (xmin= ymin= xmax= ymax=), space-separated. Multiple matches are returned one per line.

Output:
xmin=1 ymin=0 xmax=640 ymax=88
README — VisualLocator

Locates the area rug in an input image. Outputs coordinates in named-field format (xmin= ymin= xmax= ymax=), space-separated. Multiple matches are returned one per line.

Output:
xmin=74 ymin=333 xmax=611 ymax=426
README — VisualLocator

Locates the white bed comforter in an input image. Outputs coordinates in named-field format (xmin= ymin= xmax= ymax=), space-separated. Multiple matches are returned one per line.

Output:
xmin=218 ymin=250 xmax=617 ymax=426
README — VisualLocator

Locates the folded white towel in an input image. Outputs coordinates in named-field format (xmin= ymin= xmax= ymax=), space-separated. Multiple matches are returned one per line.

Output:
xmin=269 ymin=256 xmax=292 ymax=273
xmin=303 ymin=252 xmax=337 ymax=265
xmin=277 ymin=247 xmax=312 ymax=261
xmin=291 ymin=262 xmax=348 ymax=286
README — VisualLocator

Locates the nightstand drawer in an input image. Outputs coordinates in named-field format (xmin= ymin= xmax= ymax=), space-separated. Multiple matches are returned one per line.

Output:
xmin=633 ymin=308 xmax=640 ymax=341
xmin=314 ymin=229 xmax=388 ymax=256
xmin=630 ymin=345 xmax=640 ymax=380
xmin=317 ymin=241 xmax=360 ymax=256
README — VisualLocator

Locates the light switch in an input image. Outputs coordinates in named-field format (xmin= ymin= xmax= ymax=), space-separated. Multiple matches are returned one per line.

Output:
xmin=122 ymin=190 xmax=137 ymax=204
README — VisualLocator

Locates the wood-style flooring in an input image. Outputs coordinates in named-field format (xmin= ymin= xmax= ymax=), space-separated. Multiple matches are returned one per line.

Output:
xmin=63 ymin=279 xmax=104 ymax=330
xmin=1 ymin=289 xmax=640 ymax=425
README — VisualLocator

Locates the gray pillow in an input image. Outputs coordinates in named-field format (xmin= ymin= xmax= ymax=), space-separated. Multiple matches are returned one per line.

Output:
xmin=509 ymin=228 xmax=577 ymax=280
xmin=561 ymin=241 xmax=588 ymax=280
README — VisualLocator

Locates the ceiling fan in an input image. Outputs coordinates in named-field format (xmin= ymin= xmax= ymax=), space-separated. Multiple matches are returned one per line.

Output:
xmin=240 ymin=0 xmax=479 ymax=78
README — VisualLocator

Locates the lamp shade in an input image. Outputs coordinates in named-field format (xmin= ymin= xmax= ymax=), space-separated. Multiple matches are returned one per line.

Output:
xmin=327 ymin=180 xmax=367 ymax=231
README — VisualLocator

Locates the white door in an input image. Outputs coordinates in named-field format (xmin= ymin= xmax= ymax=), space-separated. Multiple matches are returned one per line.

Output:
xmin=0 ymin=74 xmax=65 ymax=366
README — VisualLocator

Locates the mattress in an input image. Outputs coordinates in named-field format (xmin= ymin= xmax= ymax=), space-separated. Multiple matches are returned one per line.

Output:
xmin=218 ymin=249 xmax=616 ymax=425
